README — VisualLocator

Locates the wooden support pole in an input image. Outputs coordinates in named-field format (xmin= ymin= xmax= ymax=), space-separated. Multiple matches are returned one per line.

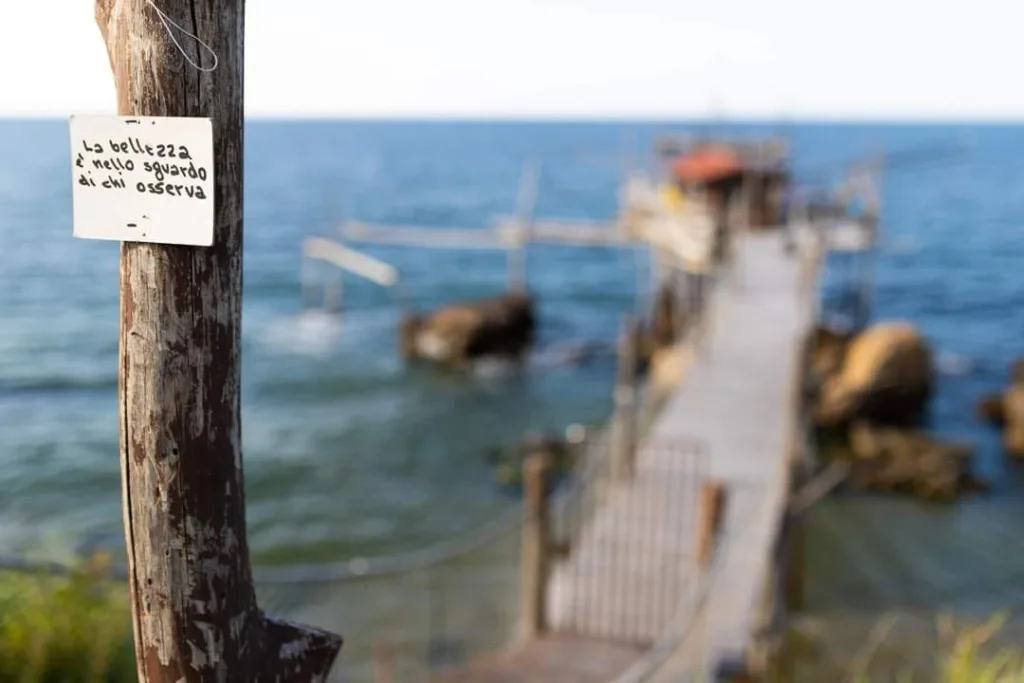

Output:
xmin=372 ymin=642 xmax=396 ymax=683
xmin=611 ymin=316 xmax=640 ymax=481
xmin=728 ymin=170 xmax=754 ymax=290
xmin=696 ymin=481 xmax=728 ymax=570
xmin=519 ymin=452 xmax=554 ymax=640
xmin=508 ymin=241 xmax=527 ymax=293
xmin=855 ymin=237 xmax=875 ymax=330
xmin=508 ymin=159 xmax=540 ymax=293
xmin=678 ymin=268 xmax=694 ymax=340
xmin=649 ymin=245 xmax=664 ymax=313
xmin=300 ymin=256 xmax=318 ymax=310
xmin=800 ymin=231 xmax=824 ymax=325
xmin=855 ymin=162 xmax=882 ymax=330
xmin=324 ymin=266 xmax=343 ymax=314
xmin=783 ymin=512 xmax=806 ymax=611
xmin=96 ymin=2 xmax=341 ymax=681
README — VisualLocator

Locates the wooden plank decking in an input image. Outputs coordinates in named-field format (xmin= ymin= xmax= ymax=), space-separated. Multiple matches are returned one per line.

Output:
xmin=429 ymin=638 xmax=643 ymax=683
xmin=544 ymin=230 xmax=810 ymax=680
xmin=427 ymin=228 xmax=817 ymax=682
xmin=644 ymin=230 xmax=812 ymax=681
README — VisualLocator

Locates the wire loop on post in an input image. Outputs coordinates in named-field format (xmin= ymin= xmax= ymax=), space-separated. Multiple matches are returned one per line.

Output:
xmin=145 ymin=0 xmax=219 ymax=73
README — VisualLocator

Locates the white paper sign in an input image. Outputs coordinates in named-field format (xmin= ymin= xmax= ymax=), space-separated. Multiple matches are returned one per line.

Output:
xmin=69 ymin=115 xmax=215 ymax=247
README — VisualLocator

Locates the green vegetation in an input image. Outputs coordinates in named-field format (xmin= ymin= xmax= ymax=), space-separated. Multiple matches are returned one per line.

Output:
xmin=0 ymin=554 xmax=136 ymax=683
xmin=782 ymin=613 xmax=1024 ymax=683
xmin=909 ymin=616 xmax=1024 ymax=682
xmin=4 ymin=552 xmax=1024 ymax=683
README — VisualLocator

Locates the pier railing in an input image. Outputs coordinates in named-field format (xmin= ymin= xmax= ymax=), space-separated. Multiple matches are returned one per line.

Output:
xmin=0 ymin=359 xmax=694 ymax=680
xmin=0 ymin=426 xmax=633 ymax=683
xmin=0 ymin=429 xmax=748 ymax=683
xmin=604 ymin=490 xmax=743 ymax=683
xmin=0 ymin=478 xmax=523 ymax=683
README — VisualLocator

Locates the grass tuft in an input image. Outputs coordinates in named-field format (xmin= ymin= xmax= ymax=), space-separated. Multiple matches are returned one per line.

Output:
xmin=0 ymin=554 xmax=136 ymax=683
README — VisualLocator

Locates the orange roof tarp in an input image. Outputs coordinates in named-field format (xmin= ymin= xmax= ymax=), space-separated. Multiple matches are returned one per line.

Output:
xmin=671 ymin=148 xmax=744 ymax=184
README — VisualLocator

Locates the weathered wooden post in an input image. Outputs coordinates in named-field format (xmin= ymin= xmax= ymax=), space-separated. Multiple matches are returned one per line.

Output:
xmin=324 ymin=266 xmax=344 ymax=313
xmin=783 ymin=511 xmax=806 ymax=611
xmin=797 ymin=195 xmax=825 ymax=324
xmin=95 ymin=1 xmax=341 ymax=680
xmin=611 ymin=316 xmax=640 ymax=481
xmin=508 ymin=159 xmax=540 ymax=293
xmin=300 ymin=255 xmax=319 ymax=310
xmin=372 ymin=641 xmax=396 ymax=683
xmin=696 ymin=481 xmax=728 ymax=570
xmin=649 ymin=248 xmax=665 ymax=320
xmin=728 ymin=159 xmax=755 ymax=291
xmin=519 ymin=451 xmax=554 ymax=639
xmin=855 ymin=159 xmax=883 ymax=330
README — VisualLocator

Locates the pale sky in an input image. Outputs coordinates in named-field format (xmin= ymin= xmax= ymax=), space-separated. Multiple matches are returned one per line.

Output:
xmin=2 ymin=1 xmax=1020 ymax=119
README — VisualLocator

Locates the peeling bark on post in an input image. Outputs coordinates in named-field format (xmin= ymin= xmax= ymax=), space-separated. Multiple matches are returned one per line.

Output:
xmin=95 ymin=1 xmax=342 ymax=680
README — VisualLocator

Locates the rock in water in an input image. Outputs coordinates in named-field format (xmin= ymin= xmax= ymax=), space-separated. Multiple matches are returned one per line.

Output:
xmin=813 ymin=321 xmax=934 ymax=428
xmin=1004 ymin=382 xmax=1024 ymax=458
xmin=976 ymin=393 xmax=1006 ymax=427
xmin=400 ymin=292 xmax=536 ymax=369
xmin=975 ymin=358 xmax=1024 ymax=458
xmin=846 ymin=423 xmax=983 ymax=502
xmin=805 ymin=324 xmax=855 ymax=385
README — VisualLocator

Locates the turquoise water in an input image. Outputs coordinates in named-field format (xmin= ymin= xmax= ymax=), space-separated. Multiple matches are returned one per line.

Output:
xmin=2 ymin=121 xmax=1024 ymax=601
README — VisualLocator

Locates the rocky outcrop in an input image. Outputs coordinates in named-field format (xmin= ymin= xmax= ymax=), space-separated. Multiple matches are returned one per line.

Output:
xmin=977 ymin=359 xmax=1024 ymax=457
xmin=845 ymin=423 xmax=986 ymax=502
xmin=1005 ymin=383 xmax=1024 ymax=457
xmin=812 ymin=321 xmax=934 ymax=428
xmin=976 ymin=393 xmax=1006 ymax=427
xmin=400 ymin=292 xmax=536 ymax=369
xmin=807 ymin=322 xmax=983 ymax=502
xmin=805 ymin=325 xmax=855 ymax=387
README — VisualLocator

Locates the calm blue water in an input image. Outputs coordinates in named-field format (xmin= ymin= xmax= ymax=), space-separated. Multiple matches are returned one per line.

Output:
xmin=2 ymin=121 xmax=1024 ymax=593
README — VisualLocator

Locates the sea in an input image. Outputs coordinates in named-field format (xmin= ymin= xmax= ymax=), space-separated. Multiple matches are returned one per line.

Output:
xmin=3 ymin=119 xmax=1024 ymax=639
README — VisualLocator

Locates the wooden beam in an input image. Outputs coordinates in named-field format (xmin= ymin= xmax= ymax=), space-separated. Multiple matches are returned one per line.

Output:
xmin=508 ymin=159 xmax=541 ymax=292
xmin=96 ymin=1 xmax=341 ymax=680
xmin=304 ymin=237 xmax=400 ymax=287
xmin=342 ymin=221 xmax=505 ymax=249
xmin=341 ymin=219 xmax=628 ymax=250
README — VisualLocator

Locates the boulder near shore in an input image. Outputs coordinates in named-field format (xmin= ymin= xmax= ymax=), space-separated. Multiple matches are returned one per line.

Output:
xmin=400 ymin=292 xmax=536 ymax=369
xmin=806 ymin=321 xmax=984 ymax=502
xmin=976 ymin=358 xmax=1024 ymax=458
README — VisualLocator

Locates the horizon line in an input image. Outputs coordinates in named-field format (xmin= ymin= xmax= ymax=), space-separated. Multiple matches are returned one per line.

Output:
xmin=2 ymin=113 xmax=1022 ymax=125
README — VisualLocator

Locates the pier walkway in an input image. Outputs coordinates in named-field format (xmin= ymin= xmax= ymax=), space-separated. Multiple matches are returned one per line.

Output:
xmin=642 ymin=230 xmax=812 ymax=681
xmin=427 ymin=228 xmax=819 ymax=682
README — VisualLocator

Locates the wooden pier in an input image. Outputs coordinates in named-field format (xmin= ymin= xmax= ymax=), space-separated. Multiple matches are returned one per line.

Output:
xmin=420 ymin=219 xmax=850 ymax=682
xmin=641 ymin=229 xmax=818 ymax=681
xmin=296 ymin=140 xmax=882 ymax=682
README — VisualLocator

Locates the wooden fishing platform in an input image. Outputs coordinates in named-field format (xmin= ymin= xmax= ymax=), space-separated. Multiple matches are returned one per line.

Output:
xmin=420 ymin=221 xmax=847 ymax=682
xmin=304 ymin=138 xmax=883 ymax=681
